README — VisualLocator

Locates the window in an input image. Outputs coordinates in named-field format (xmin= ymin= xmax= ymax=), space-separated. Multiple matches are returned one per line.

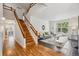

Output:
xmin=57 ymin=22 xmax=69 ymax=33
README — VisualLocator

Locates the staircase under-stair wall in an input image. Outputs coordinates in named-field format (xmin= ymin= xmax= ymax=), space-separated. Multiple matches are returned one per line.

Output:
xmin=15 ymin=18 xmax=26 ymax=48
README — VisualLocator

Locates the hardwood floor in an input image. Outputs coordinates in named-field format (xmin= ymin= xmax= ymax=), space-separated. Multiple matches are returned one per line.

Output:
xmin=3 ymin=40 xmax=64 ymax=56
xmin=3 ymin=17 xmax=63 ymax=56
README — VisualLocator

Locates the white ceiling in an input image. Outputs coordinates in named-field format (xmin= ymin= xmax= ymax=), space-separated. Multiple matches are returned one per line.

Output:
xmin=28 ymin=3 xmax=79 ymax=21
xmin=4 ymin=3 xmax=79 ymax=21
xmin=4 ymin=3 xmax=31 ymax=12
xmin=13 ymin=3 xmax=30 ymax=11
xmin=4 ymin=3 xmax=31 ymax=19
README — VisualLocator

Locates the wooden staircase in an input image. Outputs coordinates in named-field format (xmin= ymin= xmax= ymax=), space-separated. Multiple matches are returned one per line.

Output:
xmin=19 ymin=19 xmax=35 ymax=44
xmin=3 ymin=4 xmax=40 ymax=47
xmin=13 ymin=10 xmax=40 ymax=47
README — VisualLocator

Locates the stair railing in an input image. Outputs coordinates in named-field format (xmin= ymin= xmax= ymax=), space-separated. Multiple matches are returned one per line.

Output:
xmin=3 ymin=4 xmax=15 ymax=12
xmin=23 ymin=15 xmax=40 ymax=37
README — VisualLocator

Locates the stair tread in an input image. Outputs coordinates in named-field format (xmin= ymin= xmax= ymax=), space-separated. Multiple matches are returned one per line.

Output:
xmin=18 ymin=19 xmax=35 ymax=45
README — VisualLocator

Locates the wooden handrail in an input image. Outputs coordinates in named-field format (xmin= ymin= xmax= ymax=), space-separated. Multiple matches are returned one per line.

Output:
xmin=3 ymin=4 xmax=15 ymax=12
xmin=27 ymin=3 xmax=37 ymax=14
xmin=14 ymin=11 xmax=26 ymax=38
xmin=24 ymin=15 xmax=40 ymax=37
xmin=3 ymin=4 xmax=12 ymax=8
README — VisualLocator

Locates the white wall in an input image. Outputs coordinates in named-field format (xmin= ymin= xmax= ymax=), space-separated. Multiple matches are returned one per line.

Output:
xmin=3 ymin=9 xmax=15 ymax=20
xmin=16 ymin=8 xmax=25 ymax=19
xmin=0 ymin=3 xmax=3 ymax=56
xmin=0 ymin=4 xmax=3 ymax=19
xmin=49 ymin=21 xmax=56 ymax=34
xmin=29 ymin=16 xmax=50 ymax=35
xmin=69 ymin=16 xmax=78 ymax=31
xmin=4 ymin=3 xmax=26 ymax=19
xmin=15 ymin=19 xmax=26 ymax=48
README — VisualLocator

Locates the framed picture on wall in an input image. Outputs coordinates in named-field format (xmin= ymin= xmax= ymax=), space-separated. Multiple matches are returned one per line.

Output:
xmin=42 ymin=25 xmax=45 ymax=30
